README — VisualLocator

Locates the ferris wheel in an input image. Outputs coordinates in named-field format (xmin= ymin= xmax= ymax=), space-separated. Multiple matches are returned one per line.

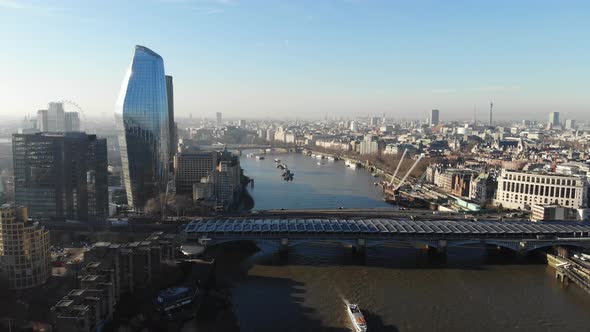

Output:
xmin=58 ymin=99 xmax=87 ymax=130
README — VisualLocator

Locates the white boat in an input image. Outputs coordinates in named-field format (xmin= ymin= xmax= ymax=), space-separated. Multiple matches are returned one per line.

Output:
xmin=274 ymin=158 xmax=281 ymax=163
xmin=255 ymin=155 xmax=265 ymax=160
xmin=317 ymin=161 xmax=325 ymax=166
xmin=327 ymin=156 xmax=335 ymax=161
xmin=347 ymin=304 xmax=367 ymax=332
xmin=345 ymin=160 xmax=358 ymax=169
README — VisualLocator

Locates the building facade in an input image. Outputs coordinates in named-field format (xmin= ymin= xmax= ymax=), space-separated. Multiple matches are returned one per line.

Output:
xmin=115 ymin=45 xmax=172 ymax=209
xmin=12 ymin=132 xmax=108 ymax=221
xmin=548 ymin=112 xmax=560 ymax=129
xmin=359 ymin=135 xmax=380 ymax=155
xmin=174 ymin=150 xmax=218 ymax=196
xmin=430 ymin=109 xmax=440 ymax=126
xmin=64 ymin=112 xmax=81 ymax=132
xmin=494 ymin=169 xmax=588 ymax=210
xmin=0 ymin=205 xmax=50 ymax=289
xmin=166 ymin=75 xmax=176 ymax=162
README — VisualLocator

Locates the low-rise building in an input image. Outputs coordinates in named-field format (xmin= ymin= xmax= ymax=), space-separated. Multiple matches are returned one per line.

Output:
xmin=51 ymin=232 xmax=178 ymax=332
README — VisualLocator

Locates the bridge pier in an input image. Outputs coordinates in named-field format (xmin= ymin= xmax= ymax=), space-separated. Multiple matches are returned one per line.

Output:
xmin=352 ymin=239 xmax=366 ymax=255
xmin=437 ymin=240 xmax=448 ymax=255
xmin=279 ymin=238 xmax=289 ymax=254
xmin=556 ymin=270 xmax=569 ymax=285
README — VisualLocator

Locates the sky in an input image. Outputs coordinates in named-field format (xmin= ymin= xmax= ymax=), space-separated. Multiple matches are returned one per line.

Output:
xmin=1 ymin=0 xmax=589 ymax=121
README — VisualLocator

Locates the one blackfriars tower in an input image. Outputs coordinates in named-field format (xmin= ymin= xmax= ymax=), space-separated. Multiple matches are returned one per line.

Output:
xmin=115 ymin=45 xmax=171 ymax=209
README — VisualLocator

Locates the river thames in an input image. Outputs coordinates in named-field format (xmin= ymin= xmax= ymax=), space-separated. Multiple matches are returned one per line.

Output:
xmin=202 ymin=151 xmax=590 ymax=332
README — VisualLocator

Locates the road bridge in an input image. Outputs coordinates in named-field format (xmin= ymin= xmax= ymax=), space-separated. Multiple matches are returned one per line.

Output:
xmin=183 ymin=218 xmax=590 ymax=253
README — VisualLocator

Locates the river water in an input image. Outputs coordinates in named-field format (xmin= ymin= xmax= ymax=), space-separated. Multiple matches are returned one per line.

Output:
xmin=205 ymin=151 xmax=590 ymax=331
xmin=240 ymin=151 xmax=391 ymax=210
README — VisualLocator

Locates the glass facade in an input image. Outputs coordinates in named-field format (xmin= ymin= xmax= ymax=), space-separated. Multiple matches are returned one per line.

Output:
xmin=12 ymin=132 xmax=108 ymax=221
xmin=115 ymin=45 xmax=171 ymax=209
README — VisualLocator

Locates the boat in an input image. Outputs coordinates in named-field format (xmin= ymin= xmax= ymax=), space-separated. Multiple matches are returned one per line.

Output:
xmin=255 ymin=155 xmax=265 ymax=160
xmin=327 ymin=156 xmax=335 ymax=161
xmin=347 ymin=304 xmax=367 ymax=332
xmin=345 ymin=160 xmax=358 ymax=169
xmin=246 ymin=153 xmax=254 ymax=158
xmin=317 ymin=161 xmax=325 ymax=166
xmin=274 ymin=158 xmax=281 ymax=163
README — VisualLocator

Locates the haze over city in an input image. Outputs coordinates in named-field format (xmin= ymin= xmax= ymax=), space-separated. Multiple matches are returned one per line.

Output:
xmin=3 ymin=1 xmax=590 ymax=331
xmin=2 ymin=0 xmax=590 ymax=120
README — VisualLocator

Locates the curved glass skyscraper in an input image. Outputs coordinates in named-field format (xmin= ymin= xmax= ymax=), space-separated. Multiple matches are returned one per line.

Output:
xmin=115 ymin=45 xmax=171 ymax=209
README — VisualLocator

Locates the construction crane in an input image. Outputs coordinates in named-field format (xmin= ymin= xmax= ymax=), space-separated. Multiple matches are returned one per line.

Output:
xmin=394 ymin=154 xmax=424 ymax=191
xmin=389 ymin=149 xmax=408 ymax=186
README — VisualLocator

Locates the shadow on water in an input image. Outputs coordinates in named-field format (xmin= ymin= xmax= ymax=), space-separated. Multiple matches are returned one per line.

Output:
xmin=245 ymin=242 xmax=548 ymax=271
xmin=204 ymin=242 xmax=355 ymax=332
xmin=363 ymin=310 xmax=400 ymax=332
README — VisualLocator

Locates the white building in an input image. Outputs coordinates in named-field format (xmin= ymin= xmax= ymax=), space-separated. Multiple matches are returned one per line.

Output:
xmin=359 ymin=135 xmax=379 ymax=155
xmin=494 ymin=169 xmax=588 ymax=210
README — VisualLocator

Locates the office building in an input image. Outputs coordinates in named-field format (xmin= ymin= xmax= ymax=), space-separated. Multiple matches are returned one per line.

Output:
xmin=48 ymin=102 xmax=65 ymax=132
xmin=214 ymin=151 xmax=241 ymax=204
xmin=0 ymin=205 xmax=50 ymax=289
xmin=166 ymin=75 xmax=176 ymax=161
xmin=565 ymin=119 xmax=576 ymax=130
xmin=238 ymin=119 xmax=247 ymax=128
xmin=115 ymin=45 xmax=172 ymax=209
xmin=216 ymin=112 xmax=222 ymax=125
xmin=36 ymin=110 xmax=48 ymax=132
xmin=64 ymin=112 xmax=81 ymax=132
xmin=174 ymin=150 xmax=218 ymax=196
xmin=13 ymin=132 xmax=108 ymax=221
xmin=548 ymin=112 xmax=560 ymax=129
xmin=494 ymin=169 xmax=588 ymax=210
xmin=430 ymin=109 xmax=440 ymax=126
xmin=37 ymin=103 xmax=81 ymax=133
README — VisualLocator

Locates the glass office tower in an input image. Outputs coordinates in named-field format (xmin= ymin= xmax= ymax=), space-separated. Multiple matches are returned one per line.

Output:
xmin=12 ymin=132 xmax=108 ymax=221
xmin=115 ymin=45 xmax=171 ymax=209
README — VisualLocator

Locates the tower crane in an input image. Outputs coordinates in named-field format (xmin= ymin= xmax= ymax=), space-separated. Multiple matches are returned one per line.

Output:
xmin=394 ymin=154 xmax=424 ymax=191
xmin=389 ymin=149 xmax=408 ymax=186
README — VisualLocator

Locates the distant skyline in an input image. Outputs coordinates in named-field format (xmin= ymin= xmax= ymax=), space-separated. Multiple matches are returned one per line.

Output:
xmin=2 ymin=0 xmax=590 ymax=121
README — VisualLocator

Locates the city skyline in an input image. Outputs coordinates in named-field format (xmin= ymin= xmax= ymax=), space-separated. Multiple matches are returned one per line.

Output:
xmin=2 ymin=0 xmax=590 ymax=121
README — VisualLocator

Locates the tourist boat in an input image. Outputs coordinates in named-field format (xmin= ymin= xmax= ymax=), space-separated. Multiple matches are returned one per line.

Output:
xmin=346 ymin=304 xmax=367 ymax=332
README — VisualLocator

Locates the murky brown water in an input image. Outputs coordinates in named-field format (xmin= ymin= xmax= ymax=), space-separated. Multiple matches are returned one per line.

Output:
xmin=207 ymin=242 xmax=590 ymax=332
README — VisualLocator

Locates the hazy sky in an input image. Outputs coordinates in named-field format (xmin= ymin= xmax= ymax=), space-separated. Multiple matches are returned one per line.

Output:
xmin=1 ymin=0 xmax=589 ymax=121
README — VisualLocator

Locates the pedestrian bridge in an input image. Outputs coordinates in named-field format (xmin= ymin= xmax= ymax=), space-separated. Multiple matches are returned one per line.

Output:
xmin=183 ymin=218 xmax=590 ymax=252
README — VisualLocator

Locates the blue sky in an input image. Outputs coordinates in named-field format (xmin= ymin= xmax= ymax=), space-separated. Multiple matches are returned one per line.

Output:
xmin=1 ymin=0 xmax=589 ymax=121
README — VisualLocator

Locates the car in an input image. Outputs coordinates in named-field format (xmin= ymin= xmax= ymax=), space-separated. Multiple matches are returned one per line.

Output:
xmin=581 ymin=257 xmax=587 ymax=261
xmin=574 ymin=254 xmax=580 ymax=259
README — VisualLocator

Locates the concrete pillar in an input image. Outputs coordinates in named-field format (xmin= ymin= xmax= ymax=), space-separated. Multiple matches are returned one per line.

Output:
xmin=279 ymin=238 xmax=289 ymax=253
xmin=355 ymin=238 xmax=366 ymax=255
xmin=437 ymin=240 xmax=448 ymax=254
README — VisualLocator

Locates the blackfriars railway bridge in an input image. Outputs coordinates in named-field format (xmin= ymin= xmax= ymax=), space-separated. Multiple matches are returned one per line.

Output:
xmin=183 ymin=217 xmax=590 ymax=254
